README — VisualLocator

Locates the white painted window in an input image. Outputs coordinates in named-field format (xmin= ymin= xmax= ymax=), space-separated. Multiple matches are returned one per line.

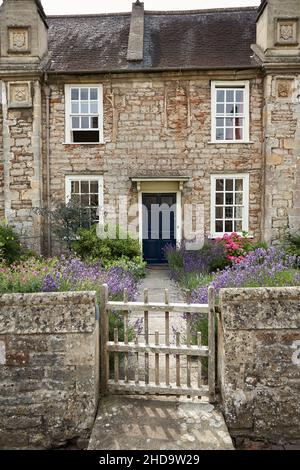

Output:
xmin=65 ymin=175 xmax=104 ymax=226
xmin=211 ymin=174 xmax=249 ymax=236
xmin=65 ymin=85 xmax=103 ymax=144
xmin=211 ymin=81 xmax=250 ymax=143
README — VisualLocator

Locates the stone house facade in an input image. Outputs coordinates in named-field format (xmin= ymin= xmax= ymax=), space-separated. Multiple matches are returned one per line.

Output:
xmin=0 ymin=0 xmax=299 ymax=262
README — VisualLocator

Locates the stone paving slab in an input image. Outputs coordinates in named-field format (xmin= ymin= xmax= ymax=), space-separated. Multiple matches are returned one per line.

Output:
xmin=88 ymin=395 xmax=234 ymax=450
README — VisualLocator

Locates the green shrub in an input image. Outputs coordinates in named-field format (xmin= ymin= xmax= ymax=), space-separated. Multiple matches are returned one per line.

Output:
xmin=35 ymin=201 xmax=91 ymax=251
xmin=0 ymin=222 xmax=22 ymax=264
xmin=72 ymin=225 xmax=142 ymax=264
xmin=252 ymin=240 xmax=269 ymax=251
xmin=284 ymin=230 xmax=300 ymax=257
xmin=105 ymin=256 xmax=146 ymax=280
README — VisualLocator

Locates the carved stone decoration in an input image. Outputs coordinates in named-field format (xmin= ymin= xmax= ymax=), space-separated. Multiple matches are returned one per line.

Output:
xmin=8 ymin=82 xmax=32 ymax=108
xmin=277 ymin=80 xmax=293 ymax=99
xmin=276 ymin=19 xmax=298 ymax=46
xmin=280 ymin=24 xmax=294 ymax=41
xmin=8 ymin=27 xmax=30 ymax=53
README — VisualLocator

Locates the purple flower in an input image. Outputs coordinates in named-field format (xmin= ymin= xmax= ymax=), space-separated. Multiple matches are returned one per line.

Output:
xmin=191 ymin=247 xmax=300 ymax=304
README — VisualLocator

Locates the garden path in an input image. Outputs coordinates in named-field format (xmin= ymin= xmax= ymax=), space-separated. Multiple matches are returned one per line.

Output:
xmin=135 ymin=265 xmax=185 ymax=340
xmin=129 ymin=266 xmax=194 ymax=386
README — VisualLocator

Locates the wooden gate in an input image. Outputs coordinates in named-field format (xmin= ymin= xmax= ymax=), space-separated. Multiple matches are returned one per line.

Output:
xmin=99 ymin=285 xmax=216 ymax=403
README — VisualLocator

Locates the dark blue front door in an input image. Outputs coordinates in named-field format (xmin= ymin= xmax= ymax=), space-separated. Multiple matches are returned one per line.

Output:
xmin=142 ymin=193 xmax=177 ymax=264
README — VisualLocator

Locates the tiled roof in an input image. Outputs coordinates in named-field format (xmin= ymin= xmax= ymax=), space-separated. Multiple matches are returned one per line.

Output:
xmin=47 ymin=7 xmax=258 ymax=73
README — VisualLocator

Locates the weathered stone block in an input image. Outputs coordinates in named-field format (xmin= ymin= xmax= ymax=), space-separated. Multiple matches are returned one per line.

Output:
xmin=219 ymin=287 xmax=300 ymax=445
xmin=0 ymin=291 xmax=99 ymax=449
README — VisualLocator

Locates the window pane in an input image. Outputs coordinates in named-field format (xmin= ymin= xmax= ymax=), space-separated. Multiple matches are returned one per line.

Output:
xmin=90 ymin=194 xmax=99 ymax=206
xmin=215 ymin=220 xmax=223 ymax=233
xmin=225 ymin=128 xmax=233 ymax=140
xmin=235 ymin=90 xmax=244 ymax=102
xmin=216 ymin=179 xmax=224 ymax=191
xmin=216 ymin=104 xmax=224 ymax=114
xmin=216 ymin=128 xmax=224 ymax=140
xmin=90 ymin=88 xmax=98 ymax=100
xmin=225 ymin=179 xmax=233 ymax=191
xmin=81 ymin=181 xmax=89 ymax=193
xmin=81 ymin=117 xmax=89 ymax=129
xmin=72 ymin=117 xmax=80 ymax=129
xmin=80 ymin=88 xmax=89 ymax=100
xmin=90 ymin=208 xmax=99 ymax=222
xmin=226 ymin=103 xmax=234 ymax=114
xmin=216 ymin=118 xmax=224 ymax=127
xmin=235 ymin=193 xmax=243 ymax=205
xmin=226 ymin=90 xmax=234 ymax=102
xmin=90 ymin=181 xmax=99 ymax=193
xmin=235 ymin=117 xmax=243 ymax=126
xmin=225 ymin=118 xmax=233 ymax=127
xmin=216 ymin=193 xmax=223 ymax=205
xmin=215 ymin=207 xmax=223 ymax=219
xmin=225 ymin=193 xmax=234 ymax=205
xmin=225 ymin=207 xmax=233 ymax=218
xmin=235 ymin=220 xmax=243 ymax=232
xmin=71 ymin=194 xmax=80 ymax=204
xmin=81 ymin=101 xmax=89 ymax=113
xmin=91 ymin=117 xmax=98 ymax=129
xmin=71 ymin=102 xmax=79 ymax=114
xmin=235 ymin=128 xmax=243 ymax=140
xmin=225 ymin=220 xmax=233 ymax=232
xmin=71 ymin=181 xmax=79 ymax=193
xmin=236 ymin=104 xmax=244 ymax=114
xmin=235 ymin=179 xmax=243 ymax=191
xmin=71 ymin=88 xmax=79 ymax=100
xmin=235 ymin=207 xmax=243 ymax=218
xmin=216 ymin=89 xmax=225 ymax=102
xmin=81 ymin=194 xmax=89 ymax=206
xmin=90 ymin=102 xmax=98 ymax=114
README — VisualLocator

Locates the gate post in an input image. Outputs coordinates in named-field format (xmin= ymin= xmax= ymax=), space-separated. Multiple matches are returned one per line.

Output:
xmin=208 ymin=285 xmax=216 ymax=403
xmin=100 ymin=284 xmax=109 ymax=395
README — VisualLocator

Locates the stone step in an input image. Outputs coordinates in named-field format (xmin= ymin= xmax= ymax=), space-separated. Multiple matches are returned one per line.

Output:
xmin=88 ymin=395 xmax=234 ymax=450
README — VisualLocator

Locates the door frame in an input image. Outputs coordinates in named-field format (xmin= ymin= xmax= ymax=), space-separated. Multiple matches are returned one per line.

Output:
xmin=138 ymin=189 xmax=182 ymax=252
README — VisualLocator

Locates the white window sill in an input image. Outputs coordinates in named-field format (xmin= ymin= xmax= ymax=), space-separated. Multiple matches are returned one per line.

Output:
xmin=63 ymin=141 xmax=106 ymax=145
xmin=207 ymin=141 xmax=254 ymax=145
xmin=208 ymin=234 xmax=254 ymax=239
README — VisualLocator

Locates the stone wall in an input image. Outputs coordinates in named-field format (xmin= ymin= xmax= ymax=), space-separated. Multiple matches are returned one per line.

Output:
xmin=46 ymin=71 xmax=264 ymax=251
xmin=0 ymin=79 xmax=43 ymax=253
xmin=0 ymin=291 xmax=99 ymax=449
xmin=0 ymin=103 xmax=4 ymax=220
xmin=218 ymin=287 xmax=300 ymax=445
xmin=263 ymin=74 xmax=300 ymax=243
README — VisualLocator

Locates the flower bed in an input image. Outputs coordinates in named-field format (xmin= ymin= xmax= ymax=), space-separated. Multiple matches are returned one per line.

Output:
xmin=0 ymin=256 xmax=141 ymax=341
xmin=0 ymin=256 xmax=138 ymax=300
xmin=191 ymin=247 xmax=300 ymax=304
xmin=166 ymin=243 xmax=300 ymax=344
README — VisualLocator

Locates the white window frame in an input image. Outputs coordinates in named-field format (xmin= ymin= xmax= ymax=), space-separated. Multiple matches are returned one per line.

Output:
xmin=211 ymin=81 xmax=250 ymax=143
xmin=210 ymin=173 xmax=249 ymax=237
xmin=65 ymin=175 xmax=104 ymax=226
xmin=65 ymin=84 xmax=104 ymax=144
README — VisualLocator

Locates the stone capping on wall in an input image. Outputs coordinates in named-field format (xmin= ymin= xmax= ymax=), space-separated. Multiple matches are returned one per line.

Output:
xmin=220 ymin=286 xmax=300 ymax=329
xmin=218 ymin=286 xmax=300 ymax=445
xmin=0 ymin=290 xmax=99 ymax=449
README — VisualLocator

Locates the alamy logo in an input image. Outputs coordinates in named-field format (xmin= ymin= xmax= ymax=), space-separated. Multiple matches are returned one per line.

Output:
xmin=291 ymin=340 xmax=300 ymax=366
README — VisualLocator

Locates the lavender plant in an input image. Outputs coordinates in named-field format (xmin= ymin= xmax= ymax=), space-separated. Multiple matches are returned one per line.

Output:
xmin=191 ymin=247 xmax=300 ymax=304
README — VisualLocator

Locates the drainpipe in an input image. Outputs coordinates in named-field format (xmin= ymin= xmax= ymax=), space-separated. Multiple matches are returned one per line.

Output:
xmin=44 ymin=77 xmax=52 ymax=256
